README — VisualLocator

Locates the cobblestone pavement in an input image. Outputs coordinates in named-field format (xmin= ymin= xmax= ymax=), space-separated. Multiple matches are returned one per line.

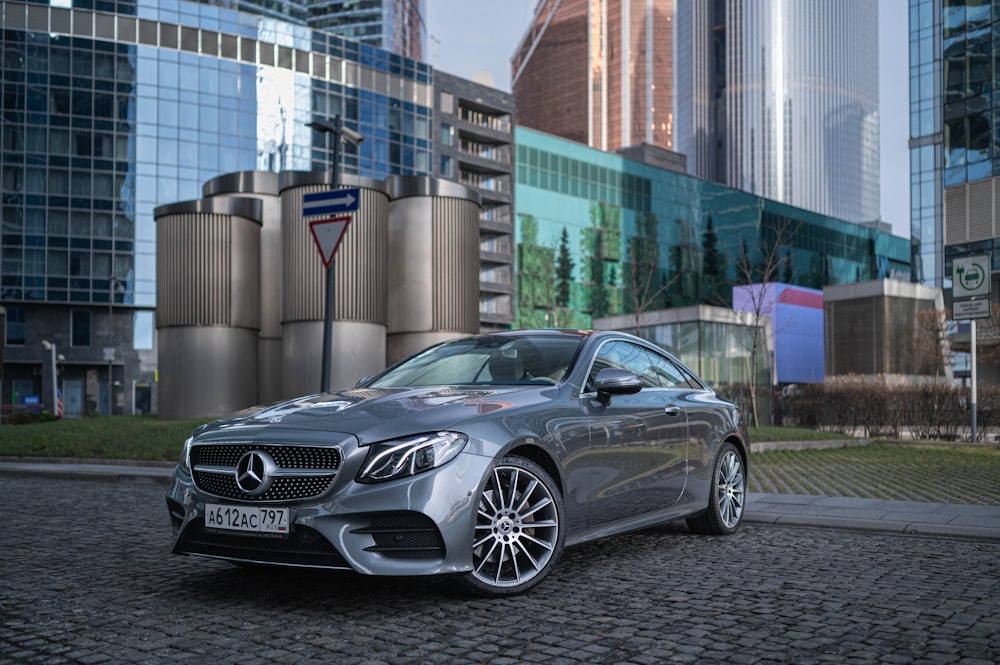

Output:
xmin=3 ymin=476 xmax=999 ymax=665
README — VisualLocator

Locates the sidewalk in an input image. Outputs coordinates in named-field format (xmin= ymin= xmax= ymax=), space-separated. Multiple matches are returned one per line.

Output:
xmin=2 ymin=457 xmax=1000 ymax=542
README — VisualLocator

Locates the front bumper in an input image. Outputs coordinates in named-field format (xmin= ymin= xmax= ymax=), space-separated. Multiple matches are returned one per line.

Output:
xmin=166 ymin=450 xmax=493 ymax=577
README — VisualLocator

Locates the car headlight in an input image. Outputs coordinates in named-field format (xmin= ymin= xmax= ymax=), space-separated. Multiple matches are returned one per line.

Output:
xmin=357 ymin=432 xmax=468 ymax=483
xmin=178 ymin=436 xmax=194 ymax=476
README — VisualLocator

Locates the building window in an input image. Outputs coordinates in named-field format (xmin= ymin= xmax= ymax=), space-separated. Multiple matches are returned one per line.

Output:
xmin=440 ymin=123 xmax=453 ymax=146
xmin=133 ymin=311 xmax=153 ymax=351
xmin=71 ymin=310 xmax=91 ymax=347
xmin=440 ymin=155 xmax=452 ymax=177
xmin=440 ymin=92 xmax=454 ymax=115
xmin=5 ymin=307 xmax=25 ymax=346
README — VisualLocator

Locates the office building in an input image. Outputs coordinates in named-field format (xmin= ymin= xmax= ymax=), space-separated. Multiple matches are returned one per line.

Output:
xmin=675 ymin=1 xmax=880 ymax=226
xmin=931 ymin=0 xmax=1000 ymax=275
xmin=202 ymin=1 xmax=426 ymax=60
xmin=0 ymin=0 xmax=435 ymax=416
xmin=924 ymin=0 xmax=1000 ymax=385
xmin=434 ymin=71 xmax=515 ymax=330
xmin=304 ymin=0 xmax=426 ymax=60
xmin=514 ymin=126 xmax=910 ymax=330
xmin=511 ymin=0 xmax=674 ymax=152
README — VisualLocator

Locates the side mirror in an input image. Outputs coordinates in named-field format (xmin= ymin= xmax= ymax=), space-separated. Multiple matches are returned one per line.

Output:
xmin=593 ymin=368 xmax=643 ymax=405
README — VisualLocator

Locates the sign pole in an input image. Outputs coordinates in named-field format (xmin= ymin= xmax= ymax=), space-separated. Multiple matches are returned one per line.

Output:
xmin=971 ymin=319 xmax=977 ymax=443
xmin=319 ymin=127 xmax=341 ymax=393
xmin=952 ymin=255 xmax=991 ymax=443
xmin=307 ymin=116 xmax=363 ymax=393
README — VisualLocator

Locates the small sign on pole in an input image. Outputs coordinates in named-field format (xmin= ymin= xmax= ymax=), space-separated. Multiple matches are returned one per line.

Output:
xmin=953 ymin=255 xmax=991 ymax=298
xmin=303 ymin=187 xmax=361 ymax=216
xmin=309 ymin=216 xmax=352 ymax=269
xmin=953 ymin=298 xmax=991 ymax=320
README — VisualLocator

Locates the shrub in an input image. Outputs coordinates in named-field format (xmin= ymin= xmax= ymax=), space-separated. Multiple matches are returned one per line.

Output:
xmin=782 ymin=377 xmax=988 ymax=442
xmin=5 ymin=410 xmax=60 ymax=426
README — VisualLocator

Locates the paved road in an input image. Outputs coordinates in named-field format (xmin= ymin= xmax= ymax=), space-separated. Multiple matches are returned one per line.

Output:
xmin=2 ymin=476 xmax=999 ymax=665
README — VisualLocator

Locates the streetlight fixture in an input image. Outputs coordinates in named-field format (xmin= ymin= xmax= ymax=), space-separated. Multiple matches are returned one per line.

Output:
xmin=307 ymin=115 xmax=364 ymax=392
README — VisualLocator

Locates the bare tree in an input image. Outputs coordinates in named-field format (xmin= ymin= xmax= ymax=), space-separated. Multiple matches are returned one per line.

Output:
xmin=624 ymin=212 xmax=679 ymax=335
xmin=975 ymin=304 xmax=1000 ymax=365
xmin=729 ymin=209 xmax=802 ymax=427
xmin=908 ymin=308 xmax=951 ymax=381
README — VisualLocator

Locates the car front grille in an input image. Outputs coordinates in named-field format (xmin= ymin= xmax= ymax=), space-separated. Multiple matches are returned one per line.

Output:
xmin=190 ymin=443 xmax=342 ymax=502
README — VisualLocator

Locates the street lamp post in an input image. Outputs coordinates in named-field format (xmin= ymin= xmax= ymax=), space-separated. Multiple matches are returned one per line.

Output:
xmin=307 ymin=116 xmax=364 ymax=392
xmin=41 ymin=340 xmax=57 ymax=415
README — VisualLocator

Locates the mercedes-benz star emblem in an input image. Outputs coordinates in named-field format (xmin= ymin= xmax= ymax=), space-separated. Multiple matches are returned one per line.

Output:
xmin=235 ymin=450 xmax=276 ymax=496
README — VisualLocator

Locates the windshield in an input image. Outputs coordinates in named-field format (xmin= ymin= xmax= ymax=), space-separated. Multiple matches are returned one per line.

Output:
xmin=368 ymin=335 xmax=583 ymax=388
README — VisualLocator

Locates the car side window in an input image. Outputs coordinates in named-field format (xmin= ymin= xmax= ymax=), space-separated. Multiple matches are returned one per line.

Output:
xmin=646 ymin=351 xmax=701 ymax=389
xmin=588 ymin=341 xmax=660 ymax=389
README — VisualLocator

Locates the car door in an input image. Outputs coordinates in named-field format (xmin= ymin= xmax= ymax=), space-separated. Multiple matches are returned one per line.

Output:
xmin=648 ymin=352 xmax=731 ymax=483
xmin=580 ymin=340 xmax=689 ymax=525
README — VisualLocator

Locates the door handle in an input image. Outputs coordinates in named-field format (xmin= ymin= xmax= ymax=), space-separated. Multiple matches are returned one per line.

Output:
xmin=664 ymin=405 xmax=681 ymax=416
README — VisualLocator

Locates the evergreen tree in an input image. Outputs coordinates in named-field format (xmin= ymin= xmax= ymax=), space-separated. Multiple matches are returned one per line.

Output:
xmin=555 ymin=227 xmax=573 ymax=308
xmin=702 ymin=216 xmax=724 ymax=302
xmin=702 ymin=216 xmax=721 ymax=278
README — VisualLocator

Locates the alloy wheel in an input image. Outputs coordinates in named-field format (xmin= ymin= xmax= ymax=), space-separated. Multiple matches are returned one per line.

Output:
xmin=471 ymin=462 xmax=561 ymax=590
xmin=716 ymin=449 xmax=745 ymax=529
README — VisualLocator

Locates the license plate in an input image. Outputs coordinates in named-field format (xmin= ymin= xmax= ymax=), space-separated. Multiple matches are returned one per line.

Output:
xmin=205 ymin=504 xmax=289 ymax=535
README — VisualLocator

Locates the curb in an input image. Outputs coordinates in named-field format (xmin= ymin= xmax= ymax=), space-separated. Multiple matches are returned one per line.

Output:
xmin=745 ymin=510 xmax=1000 ymax=542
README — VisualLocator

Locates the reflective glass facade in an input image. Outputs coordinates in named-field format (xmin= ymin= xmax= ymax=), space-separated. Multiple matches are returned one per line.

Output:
xmin=909 ymin=0 xmax=943 ymax=286
xmin=941 ymin=0 xmax=992 ymax=187
xmin=190 ymin=1 xmax=426 ymax=59
xmin=0 ymin=0 xmax=432 ymax=415
xmin=514 ymin=127 xmax=910 ymax=329
xmin=1 ymin=0 xmax=432 ymax=309
xmin=937 ymin=0 xmax=1000 ymax=279
xmin=511 ymin=0 xmax=674 ymax=152
xmin=676 ymin=1 xmax=880 ymax=226
xmin=305 ymin=0 xmax=426 ymax=61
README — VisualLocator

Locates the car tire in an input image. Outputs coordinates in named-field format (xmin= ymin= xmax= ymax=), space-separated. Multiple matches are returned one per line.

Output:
xmin=459 ymin=455 xmax=566 ymax=596
xmin=686 ymin=442 xmax=746 ymax=535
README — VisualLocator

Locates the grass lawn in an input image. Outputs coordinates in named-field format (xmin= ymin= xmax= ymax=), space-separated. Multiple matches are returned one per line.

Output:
xmin=750 ymin=442 xmax=1000 ymax=503
xmin=0 ymin=415 xmax=211 ymax=461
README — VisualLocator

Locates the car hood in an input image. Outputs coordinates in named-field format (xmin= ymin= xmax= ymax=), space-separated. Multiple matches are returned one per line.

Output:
xmin=195 ymin=386 xmax=554 ymax=444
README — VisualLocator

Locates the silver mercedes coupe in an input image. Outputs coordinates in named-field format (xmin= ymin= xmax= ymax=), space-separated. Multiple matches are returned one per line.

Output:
xmin=166 ymin=329 xmax=748 ymax=595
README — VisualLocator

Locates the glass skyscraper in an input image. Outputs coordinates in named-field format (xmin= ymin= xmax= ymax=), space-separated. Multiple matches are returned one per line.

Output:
xmin=0 ymin=0 xmax=432 ymax=415
xmin=511 ymin=0 xmax=675 ymax=153
xmin=675 ymin=0 xmax=880 ymax=227
xmin=305 ymin=0 xmax=426 ymax=61
xmin=191 ymin=1 xmax=426 ymax=59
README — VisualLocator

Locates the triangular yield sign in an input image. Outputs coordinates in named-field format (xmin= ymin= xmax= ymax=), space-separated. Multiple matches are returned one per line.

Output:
xmin=309 ymin=215 xmax=352 ymax=268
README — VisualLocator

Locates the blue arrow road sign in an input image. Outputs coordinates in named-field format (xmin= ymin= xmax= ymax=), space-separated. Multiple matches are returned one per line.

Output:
xmin=303 ymin=187 xmax=360 ymax=216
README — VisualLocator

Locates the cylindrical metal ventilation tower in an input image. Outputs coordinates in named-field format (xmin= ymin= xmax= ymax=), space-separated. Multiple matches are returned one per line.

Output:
xmin=154 ymin=197 xmax=262 ymax=419
xmin=201 ymin=171 xmax=283 ymax=404
xmin=385 ymin=176 xmax=481 ymax=365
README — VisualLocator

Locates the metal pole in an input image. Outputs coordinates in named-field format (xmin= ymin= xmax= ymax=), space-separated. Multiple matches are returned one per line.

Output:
xmin=319 ymin=116 xmax=343 ymax=393
xmin=50 ymin=345 xmax=57 ymax=415
xmin=108 ymin=278 xmax=113 ymax=416
xmin=971 ymin=319 xmax=978 ymax=443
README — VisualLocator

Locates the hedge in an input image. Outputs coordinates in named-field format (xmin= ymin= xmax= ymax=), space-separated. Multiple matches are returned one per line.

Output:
xmin=781 ymin=379 xmax=1000 ymax=442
